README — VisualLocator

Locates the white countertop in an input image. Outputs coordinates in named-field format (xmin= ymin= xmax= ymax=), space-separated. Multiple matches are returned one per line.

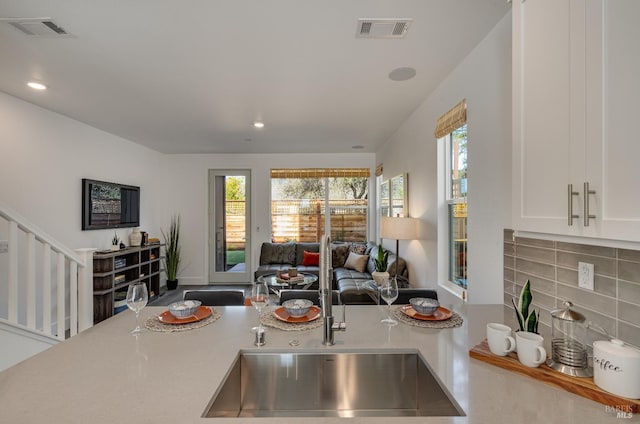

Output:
xmin=0 ymin=304 xmax=633 ymax=423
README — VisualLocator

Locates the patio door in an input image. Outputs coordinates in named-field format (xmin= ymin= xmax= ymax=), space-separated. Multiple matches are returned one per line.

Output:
xmin=208 ymin=169 xmax=251 ymax=283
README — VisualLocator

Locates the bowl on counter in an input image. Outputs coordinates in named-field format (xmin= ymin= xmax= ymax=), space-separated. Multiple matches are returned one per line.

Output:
xmin=282 ymin=298 xmax=313 ymax=317
xmin=168 ymin=300 xmax=202 ymax=318
xmin=409 ymin=297 xmax=439 ymax=315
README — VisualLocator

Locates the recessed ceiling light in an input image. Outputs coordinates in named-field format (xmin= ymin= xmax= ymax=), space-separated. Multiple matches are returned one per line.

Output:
xmin=352 ymin=145 xmax=365 ymax=150
xmin=388 ymin=67 xmax=416 ymax=81
xmin=27 ymin=81 xmax=47 ymax=90
xmin=253 ymin=122 xmax=264 ymax=129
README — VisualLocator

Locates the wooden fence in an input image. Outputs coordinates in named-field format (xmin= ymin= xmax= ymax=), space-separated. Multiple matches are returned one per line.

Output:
xmin=224 ymin=200 xmax=368 ymax=245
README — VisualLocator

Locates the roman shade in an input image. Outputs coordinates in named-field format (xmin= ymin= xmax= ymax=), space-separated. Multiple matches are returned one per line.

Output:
xmin=270 ymin=168 xmax=370 ymax=178
xmin=434 ymin=99 xmax=467 ymax=139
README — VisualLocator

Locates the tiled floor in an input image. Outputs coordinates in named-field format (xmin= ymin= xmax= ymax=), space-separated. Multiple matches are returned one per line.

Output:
xmin=150 ymin=284 xmax=252 ymax=306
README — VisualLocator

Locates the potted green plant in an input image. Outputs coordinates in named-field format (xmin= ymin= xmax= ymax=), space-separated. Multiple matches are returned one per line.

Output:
xmin=110 ymin=232 xmax=120 ymax=251
xmin=372 ymin=245 xmax=390 ymax=285
xmin=512 ymin=279 xmax=539 ymax=334
xmin=162 ymin=214 xmax=181 ymax=290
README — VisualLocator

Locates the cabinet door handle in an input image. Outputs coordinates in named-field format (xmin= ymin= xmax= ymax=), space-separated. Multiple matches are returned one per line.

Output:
xmin=583 ymin=182 xmax=596 ymax=226
xmin=568 ymin=184 xmax=579 ymax=226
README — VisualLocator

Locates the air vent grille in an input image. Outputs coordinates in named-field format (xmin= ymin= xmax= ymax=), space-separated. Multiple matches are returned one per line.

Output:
xmin=356 ymin=18 xmax=412 ymax=39
xmin=2 ymin=18 xmax=72 ymax=37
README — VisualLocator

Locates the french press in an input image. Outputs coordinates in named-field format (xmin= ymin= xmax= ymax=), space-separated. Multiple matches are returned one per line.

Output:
xmin=546 ymin=301 xmax=593 ymax=377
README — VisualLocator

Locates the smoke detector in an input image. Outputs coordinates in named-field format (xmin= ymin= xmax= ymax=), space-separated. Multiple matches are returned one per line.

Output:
xmin=356 ymin=18 xmax=412 ymax=39
xmin=1 ymin=18 xmax=72 ymax=38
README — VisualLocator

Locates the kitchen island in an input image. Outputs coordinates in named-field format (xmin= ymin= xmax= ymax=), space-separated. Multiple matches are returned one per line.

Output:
xmin=0 ymin=304 xmax=630 ymax=423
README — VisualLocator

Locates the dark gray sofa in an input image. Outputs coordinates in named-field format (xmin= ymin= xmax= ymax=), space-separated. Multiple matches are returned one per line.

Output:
xmin=255 ymin=241 xmax=408 ymax=302
xmin=254 ymin=242 xmax=321 ymax=279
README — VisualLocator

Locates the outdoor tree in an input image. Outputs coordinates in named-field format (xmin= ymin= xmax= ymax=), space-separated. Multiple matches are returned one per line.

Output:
xmin=275 ymin=177 xmax=368 ymax=199
xmin=225 ymin=176 xmax=245 ymax=200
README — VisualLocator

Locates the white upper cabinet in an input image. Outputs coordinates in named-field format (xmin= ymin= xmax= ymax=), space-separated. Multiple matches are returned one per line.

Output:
xmin=513 ymin=0 xmax=640 ymax=243
xmin=586 ymin=0 xmax=640 ymax=242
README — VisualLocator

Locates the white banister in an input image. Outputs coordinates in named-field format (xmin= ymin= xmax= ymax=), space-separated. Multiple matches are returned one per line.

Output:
xmin=56 ymin=252 xmax=65 ymax=341
xmin=27 ymin=233 xmax=36 ymax=328
xmin=42 ymin=243 xmax=52 ymax=336
xmin=75 ymin=248 xmax=95 ymax=333
xmin=69 ymin=261 xmax=78 ymax=337
xmin=8 ymin=221 xmax=18 ymax=322
xmin=0 ymin=200 xmax=93 ymax=343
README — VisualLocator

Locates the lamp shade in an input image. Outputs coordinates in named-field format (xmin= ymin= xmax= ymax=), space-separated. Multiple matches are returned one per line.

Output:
xmin=380 ymin=217 xmax=418 ymax=240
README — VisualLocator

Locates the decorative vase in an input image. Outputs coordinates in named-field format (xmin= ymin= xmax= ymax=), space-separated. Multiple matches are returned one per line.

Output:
xmin=372 ymin=271 xmax=390 ymax=286
xmin=110 ymin=244 xmax=119 ymax=252
xmin=167 ymin=279 xmax=178 ymax=290
xmin=129 ymin=228 xmax=142 ymax=247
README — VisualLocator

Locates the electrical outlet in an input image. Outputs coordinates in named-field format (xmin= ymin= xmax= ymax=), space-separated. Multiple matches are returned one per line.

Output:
xmin=578 ymin=262 xmax=594 ymax=291
xmin=0 ymin=240 xmax=8 ymax=253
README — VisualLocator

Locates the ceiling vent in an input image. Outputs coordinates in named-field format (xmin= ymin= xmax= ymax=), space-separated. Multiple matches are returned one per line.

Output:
xmin=356 ymin=18 xmax=412 ymax=39
xmin=1 ymin=18 xmax=72 ymax=37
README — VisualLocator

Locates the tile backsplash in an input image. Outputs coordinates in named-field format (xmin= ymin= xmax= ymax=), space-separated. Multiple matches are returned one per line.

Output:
xmin=503 ymin=229 xmax=640 ymax=349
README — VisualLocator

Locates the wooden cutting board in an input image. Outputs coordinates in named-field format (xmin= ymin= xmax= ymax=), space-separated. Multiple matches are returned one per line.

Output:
xmin=469 ymin=339 xmax=640 ymax=413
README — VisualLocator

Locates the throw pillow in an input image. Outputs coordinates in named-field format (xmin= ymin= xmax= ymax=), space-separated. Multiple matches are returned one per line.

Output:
xmin=349 ymin=243 xmax=367 ymax=255
xmin=301 ymin=250 xmax=320 ymax=266
xmin=344 ymin=251 xmax=369 ymax=273
xmin=265 ymin=242 xmax=297 ymax=265
xmin=332 ymin=244 xmax=350 ymax=268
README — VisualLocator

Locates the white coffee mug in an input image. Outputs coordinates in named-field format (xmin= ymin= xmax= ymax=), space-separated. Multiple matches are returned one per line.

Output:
xmin=515 ymin=331 xmax=547 ymax=368
xmin=486 ymin=323 xmax=516 ymax=356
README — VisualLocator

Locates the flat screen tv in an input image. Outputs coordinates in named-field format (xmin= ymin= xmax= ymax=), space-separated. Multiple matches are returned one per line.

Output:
xmin=82 ymin=179 xmax=140 ymax=230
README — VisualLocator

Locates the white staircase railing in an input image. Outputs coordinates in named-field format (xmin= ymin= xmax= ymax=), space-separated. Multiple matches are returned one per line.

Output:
xmin=0 ymin=201 xmax=94 ymax=341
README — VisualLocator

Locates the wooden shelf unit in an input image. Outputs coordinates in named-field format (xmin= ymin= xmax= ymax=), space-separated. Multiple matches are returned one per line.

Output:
xmin=92 ymin=244 xmax=164 ymax=324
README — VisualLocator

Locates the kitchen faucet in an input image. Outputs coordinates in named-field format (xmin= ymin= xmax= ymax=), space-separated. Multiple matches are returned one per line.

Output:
xmin=319 ymin=234 xmax=346 ymax=346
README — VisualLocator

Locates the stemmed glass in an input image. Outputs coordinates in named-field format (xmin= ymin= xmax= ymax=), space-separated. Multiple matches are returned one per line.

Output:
xmin=250 ymin=281 xmax=269 ymax=335
xmin=126 ymin=282 xmax=148 ymax=334
xmin=380 ymin=276 xmax=399 ymax=326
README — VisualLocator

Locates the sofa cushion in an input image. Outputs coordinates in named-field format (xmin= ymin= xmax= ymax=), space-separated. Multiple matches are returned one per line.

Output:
xmin=295 ymin=242 xmax=319 ymax=264
xmin=260 ymin=242 xmax=297 ymax=266
xmin=332 ymin=243 xmax=350 ymax=268
xmin=337 ymin=279 xmax=379 ymax=304
xmin=334 ymin=267 xmax=371 ymax=281
xmin=344 ymin=252 xmax=369 ymax=272
xmin=301 ymin=250 xmax=320 ymax=266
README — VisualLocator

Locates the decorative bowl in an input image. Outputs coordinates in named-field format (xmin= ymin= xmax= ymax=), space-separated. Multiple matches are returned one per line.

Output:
xmin=409 ymin=297 xmax=439 ymax=315
xmin=168 ymin=300 xmax=202 ymax=318
xmin=282 ymin=298 xmax=313 ymax=317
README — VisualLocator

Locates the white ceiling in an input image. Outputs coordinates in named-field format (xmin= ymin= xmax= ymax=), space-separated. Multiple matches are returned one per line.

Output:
xmin=0 ymin=1 xmax=510 ymax=154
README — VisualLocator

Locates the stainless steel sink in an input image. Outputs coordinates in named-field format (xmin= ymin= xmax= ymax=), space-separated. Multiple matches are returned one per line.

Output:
xmin=203 ymin=351 xmax=465 ymax=418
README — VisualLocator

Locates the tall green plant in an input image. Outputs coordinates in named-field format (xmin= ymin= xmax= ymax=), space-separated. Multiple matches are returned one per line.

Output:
xmin=512 ymin=279 xmax=539 ymax=333
xmin=162 ymin=214 xmax=181 ymax=281
xmin=373 ymin=245 xmax=389 ymax=272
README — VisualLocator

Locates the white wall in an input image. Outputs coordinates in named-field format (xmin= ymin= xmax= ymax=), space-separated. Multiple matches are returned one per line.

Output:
xmin=0 ymin=92 xmax=167 ymax=250
xmin=0 ymin=91 xmax=169 ymax=324
xmin=164 ymin=153 xmax=376 ymax=285
xmin=377 ymin=12 xmax=512 ymax=304
xmin=0 ymin=91 xmax=375 ymax=290
xmin=0 ymin=320 xmax=58 ymax=371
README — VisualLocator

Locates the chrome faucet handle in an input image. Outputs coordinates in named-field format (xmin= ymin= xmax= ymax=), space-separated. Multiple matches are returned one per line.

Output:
xmin=332 ymin=304 xmax=347 ymax=331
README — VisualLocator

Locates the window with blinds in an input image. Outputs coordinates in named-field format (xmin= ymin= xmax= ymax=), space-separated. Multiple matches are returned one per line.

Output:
xmin=270 ymin=168 xmax=370 ymax=242
xmin=437 ymin=100 xmax=468 ymax=299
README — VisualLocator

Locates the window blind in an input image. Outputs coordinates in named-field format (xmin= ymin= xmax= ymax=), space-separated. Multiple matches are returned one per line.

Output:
xmin=375 ymin=163 xmax=383 ymax=177
xmin=434 ymin=99 xmax=467 ymax=139
xmin=270 ymin=168 xmax=370 ymax=179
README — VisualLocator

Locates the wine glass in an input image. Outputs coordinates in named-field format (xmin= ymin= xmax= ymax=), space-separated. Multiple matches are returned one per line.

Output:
xmin=250 ymin=281 xmax=269 ymax=334
xmin=126 ymin=282 xmax=148 ymax=334
xmin=380 ymin=276 xmax=399 ymax=326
